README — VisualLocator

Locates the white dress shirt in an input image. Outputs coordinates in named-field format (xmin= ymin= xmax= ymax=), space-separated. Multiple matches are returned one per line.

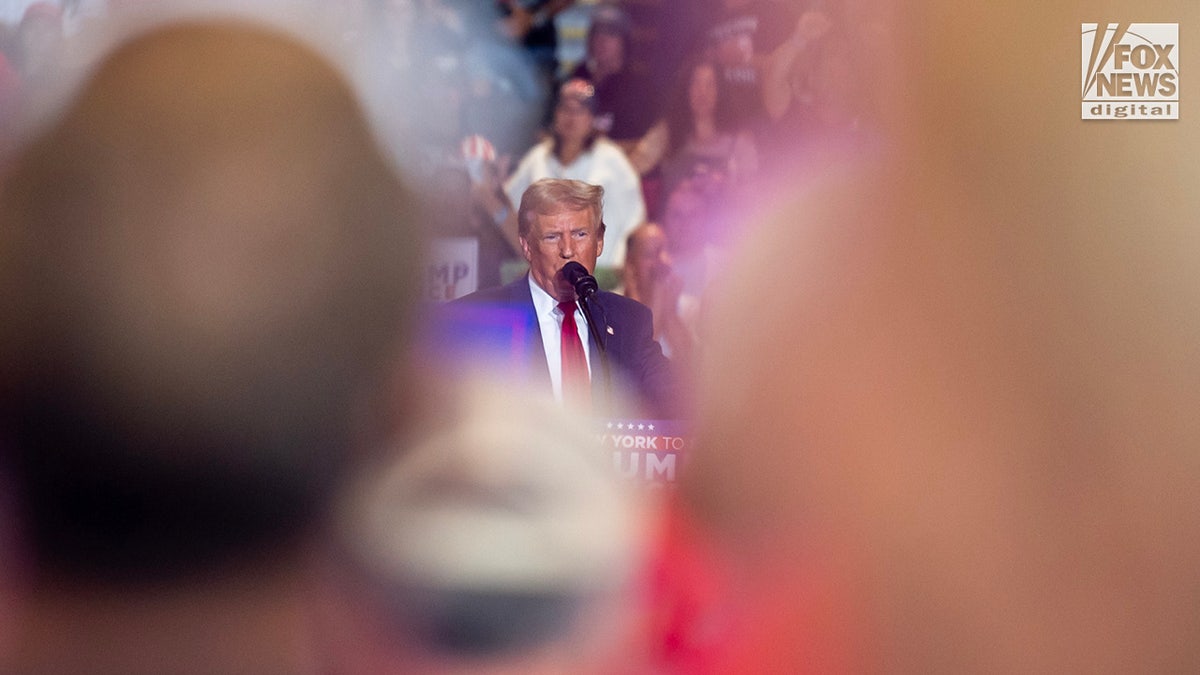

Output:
xmin=529 ymin=276 xmax=592 ymax=403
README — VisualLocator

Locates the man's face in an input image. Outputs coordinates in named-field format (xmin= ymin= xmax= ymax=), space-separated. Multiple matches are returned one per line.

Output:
xmin=520 ymin=208 xmax=604 ymax=302
xmin=628 ymin=225 xmax=670 ymax=284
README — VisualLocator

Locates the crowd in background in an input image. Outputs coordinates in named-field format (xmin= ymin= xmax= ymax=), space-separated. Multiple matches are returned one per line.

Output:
xmin=0 ymin=0 xmax=885 ymax=347
xmin=6 ymin=2 xmax=1200 ymax=674
xmin=0 ymin=3 xmax=880 ymax=671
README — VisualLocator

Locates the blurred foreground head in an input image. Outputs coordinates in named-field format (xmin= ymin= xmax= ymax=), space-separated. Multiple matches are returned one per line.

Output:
xmin=330 ymin=375 xmax=646 ymax=673
xmin=690 ymin=1 xmax=1200 ymax=671
xmin=0 ymin=19 xmax=419 ymax=585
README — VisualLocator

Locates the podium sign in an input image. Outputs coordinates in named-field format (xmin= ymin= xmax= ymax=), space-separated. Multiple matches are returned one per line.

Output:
xmin=600 ymin=419 xmax=688 ymax=485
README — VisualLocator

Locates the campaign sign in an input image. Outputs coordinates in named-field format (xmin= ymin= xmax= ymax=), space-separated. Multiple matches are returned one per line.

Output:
xmin=425 ymin=237 xmax=478 ymax=302
xmin=600 ymin=419 xmax=688 ymax=485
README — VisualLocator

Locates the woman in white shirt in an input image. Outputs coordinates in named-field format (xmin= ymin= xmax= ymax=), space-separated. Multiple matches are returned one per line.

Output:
xmin=505 ymin=78 xmax=646 ymax=274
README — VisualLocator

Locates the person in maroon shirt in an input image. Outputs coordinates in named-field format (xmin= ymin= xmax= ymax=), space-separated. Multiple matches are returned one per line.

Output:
xmin=567 ymin=4 xmax=656 ymax=151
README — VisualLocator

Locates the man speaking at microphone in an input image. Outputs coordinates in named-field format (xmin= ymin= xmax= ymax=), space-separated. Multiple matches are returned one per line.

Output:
xmin=451 ymin=178 xmax=680 ymax=419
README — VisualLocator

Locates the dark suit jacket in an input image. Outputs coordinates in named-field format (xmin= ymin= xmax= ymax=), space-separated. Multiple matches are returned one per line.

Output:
xmin=449 ymin=276 xmax=681 ymax=419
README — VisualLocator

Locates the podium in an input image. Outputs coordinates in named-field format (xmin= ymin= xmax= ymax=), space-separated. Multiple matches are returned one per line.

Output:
xmin=600 ymin=419 xmax=688 ymax=485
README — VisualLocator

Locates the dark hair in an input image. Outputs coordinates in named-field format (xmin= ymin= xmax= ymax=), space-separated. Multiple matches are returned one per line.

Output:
xmin=0 ymin=21 xmax=420 ymax=585
xmin=551 ymin=78 xmax=600 ymax=160
xmin=586 ymin=3 xmax=631 ymax=49
xmin=664 ymin=57 xmax=736 ymax=158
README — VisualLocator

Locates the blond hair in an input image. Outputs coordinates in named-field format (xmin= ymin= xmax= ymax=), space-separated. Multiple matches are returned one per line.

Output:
xmin=517 ymin=178 xmax=606 ymax=240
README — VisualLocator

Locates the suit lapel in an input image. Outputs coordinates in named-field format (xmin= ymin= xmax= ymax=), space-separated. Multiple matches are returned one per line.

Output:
xmin=587 ymin=293 xmax=612 ymax=401
xmin=511 ymin=276 xmax=553 ymax=391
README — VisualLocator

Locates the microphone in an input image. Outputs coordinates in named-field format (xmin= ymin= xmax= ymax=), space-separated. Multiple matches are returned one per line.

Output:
xmin=561 ymin=261 xmax=599 ymax=299
xmin=562 ymin=260 xmax=610 ymax=388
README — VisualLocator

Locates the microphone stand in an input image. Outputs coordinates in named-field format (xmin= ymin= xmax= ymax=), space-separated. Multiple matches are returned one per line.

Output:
xmin=575 ymin=291 xmax=613 ymax=416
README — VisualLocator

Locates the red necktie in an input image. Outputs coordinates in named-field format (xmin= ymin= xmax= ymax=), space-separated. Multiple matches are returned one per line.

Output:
xmin=558 ymin=300 xmax=590 ymax=408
